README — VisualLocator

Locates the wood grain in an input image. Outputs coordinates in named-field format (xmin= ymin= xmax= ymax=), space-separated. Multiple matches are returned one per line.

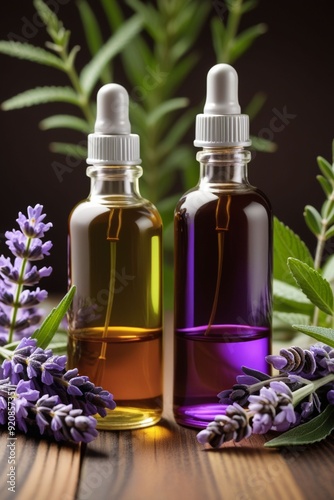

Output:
xmin=77 ymin=420 xmax=308 ymax=500
xmin=0 ymin=433 xmax=81 ymax=500
xmin=2 ymin=315 xmax=334 ymax=499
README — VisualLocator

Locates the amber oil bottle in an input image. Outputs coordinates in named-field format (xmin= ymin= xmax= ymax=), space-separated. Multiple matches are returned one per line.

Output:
xmin=67 ymin=84 xmax=163 ymax=430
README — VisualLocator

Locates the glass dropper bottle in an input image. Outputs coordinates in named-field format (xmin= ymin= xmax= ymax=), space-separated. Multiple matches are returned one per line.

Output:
xmin=67 ymin=84 xmax=163 ymax=430
xmin=173 ymin=64 xmax=272 ymax=429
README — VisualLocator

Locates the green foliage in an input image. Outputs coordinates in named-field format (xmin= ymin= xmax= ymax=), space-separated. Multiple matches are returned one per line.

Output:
xmin=274 ymin=217 xmax=314 ymax=287
xmin=265 ymin=405 xmax=334 ymax=447
xmin=288 ymin=258 xmax=334 ymax=316
xmin=0 ymin=0 xmax=277 ymax=307
xmin=273 ymin=140 xmax=334 ymax=334
xmin=211 ymin=0 xmax=274 ymax=152
xmin=32 ymin=286 xmax=76 ymax=349
xmin=291 ymin=324 xmax=334 ymax=347
xmin=2 ymin=86 xmax=80 ymax=110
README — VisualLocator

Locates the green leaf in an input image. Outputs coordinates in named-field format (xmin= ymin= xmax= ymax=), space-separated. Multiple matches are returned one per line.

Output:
xmin=244 ymin=92 xmax=266 ymax=121
xmin=160 ymin=54 xmax=199 ymax=100
xmin=325 ymin=226 xmax=334 ymax=240
xmin=1 ymin=86 xmax=80 ymax=110
xmin=322 ymin=254 xmax=334 ymax=283
xmin=288 ymin=258 xmax=334 ymax=315
xmin=229 ymin=23 xmax=267 ymax=63
xmin=250 ymin=135 xmax=277 ymax=153
xmin=34 ymin=0 xmax=68 ymax=45
xmin=211 ymin=17 xmax=226 ymax=62
xmin=39 ymin=114 xmax=91 ymax=133
xmin=100 ymin=0 xmax=124 ymax=31
xmin=121 ymin=37 xmax=153 ymax=88
xmin=321 ymin=199 xmax=334 ymax=224
xmin=274 ymin=311 xmax=310 ymax=327
xmin=273 ymin=279 xmax=313 ymax=316
xmin=239 ymin=0 xmax=259 ymax=14
xmin=317 ymin=156 xmax=334 ymax=182
xmin=317 ymin=174 xmax=332 ymax=196
xmin=0 ymin=41 xmax=65 ymax=70
xmin=77 ymin=0 xmax=104 ymax=55
xmin=159 ymin=145 xmax=194 ymax=178
xmin=126 ymin=0 xmax=163 ymax=41
xmin=273 ymin=218 xmax=314 ymax=286
xmin=304 ymin=205 xmax=322 ymax=236
xmin=158 ymin=108 xmax=197 ymax=156
xmin=80 ymin=14 xmax=143 ymax=95
xmin=32 ymin=286 xmax=76 ymax=349
xmin=34 ymin=0 xmax=61 ymax=31
xmin=292 ymin=324 xmax=334 ymax=348
xmin=77 ymin=0 xmax=112 ymax=84
xmin=146 ymin=98 xmax=189 ymax=127
xmin=265 ymin=405 xmax=334 ymax=447
xmin=50 ymin=142 xmax=87 ymax=158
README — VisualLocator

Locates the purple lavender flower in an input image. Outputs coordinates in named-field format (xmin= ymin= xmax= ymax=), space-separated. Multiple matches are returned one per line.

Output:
xmin=300 ymin=392 xmax=321 ymax=420
xmin=34 ymin=394 xmax=98 ymax=443
xmin=266 ymin=344 xmax=334 ymax=378
xmin=197 ymin=403 xmax=252 ymax=448
xmin=13 ymin=379 xmax=40 ymax=432
xmin=0 ymin=206 xmax=116 ymax=443
xmin=0 ymin=377 xmax=15 ymax=425
xmin=0 ymin=257 xmax=52 ymax=286
xmin=16 ymin=204 xmax=52 ymax=238
xmin=218 ymin=367 xmax=284 ymax=407
xmin=309 ymin=344 xmax=334 ymax=376
xmin=0 ymin=205 xmax=53 ymax=343
xmin=6 ymin=231 xmax=52 ymax=261
xmin=248 ymin=381 xmax=296 ymax=434
xmin=1 ymin=337 xmax=116 ymax=418
xmin=327 ymin=389 xmax=334 ymax=405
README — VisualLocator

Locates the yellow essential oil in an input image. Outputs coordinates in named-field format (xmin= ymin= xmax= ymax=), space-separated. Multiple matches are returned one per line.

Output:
xmin=67 ymin=84 xmax=163 ymax=430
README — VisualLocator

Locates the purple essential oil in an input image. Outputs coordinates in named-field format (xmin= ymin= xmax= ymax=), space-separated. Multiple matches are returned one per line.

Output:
xmin=174 ymin=191 xmax=272 ymax=427
xmin=173 ymin=64 xmax=272 ymax=428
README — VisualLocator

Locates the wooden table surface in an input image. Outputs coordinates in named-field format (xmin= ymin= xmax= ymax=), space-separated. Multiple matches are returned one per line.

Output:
xmin=1 ymin=319 xmax=333 ymax=500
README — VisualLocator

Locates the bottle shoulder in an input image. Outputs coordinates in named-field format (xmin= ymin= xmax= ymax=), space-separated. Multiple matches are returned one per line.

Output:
xmin=176 ymin=186 xmax=271 ymax=213
xmin=69 ymin=199 xmax=162 ymax=227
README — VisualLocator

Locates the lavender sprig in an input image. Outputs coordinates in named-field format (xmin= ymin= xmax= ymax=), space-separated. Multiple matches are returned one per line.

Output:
xmin=0 ymin=205 xmax=116 ymax=443
xmin=0 ymin=204 xmax=52 ymax=344
xmin=197 ymin=343 xmax=334 ymax=449
xmin=0 ymin=338 xmax=116 ymax=442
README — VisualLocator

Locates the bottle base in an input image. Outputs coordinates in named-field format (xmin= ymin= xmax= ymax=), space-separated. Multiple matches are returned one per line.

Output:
xmin=174 ymin=403 xmax=228 ymax=429
xmin=96 ymin=407 xmax=163 ymax=430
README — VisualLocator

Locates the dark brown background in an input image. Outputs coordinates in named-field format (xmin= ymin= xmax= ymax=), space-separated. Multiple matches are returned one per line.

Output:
xmin=0 ymin=0 xmax=333 ymax=293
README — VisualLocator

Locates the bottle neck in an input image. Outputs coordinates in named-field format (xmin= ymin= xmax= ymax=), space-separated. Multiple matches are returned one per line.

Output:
xmin=196 ymin=147 xmax=251 ymax=190
xmin=87 ymin=165 xmax=143 ymax=204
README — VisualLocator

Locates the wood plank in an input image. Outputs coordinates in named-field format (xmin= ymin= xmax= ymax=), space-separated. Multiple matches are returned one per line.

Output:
xmin=0 ymin=432 xmax=81 ymax=500
xmin=77 ymin=421 xmax=306 ymax=500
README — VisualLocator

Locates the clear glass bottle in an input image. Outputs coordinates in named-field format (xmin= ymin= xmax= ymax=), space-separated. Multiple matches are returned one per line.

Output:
xmin=67 ymin=85 xmax=163 ymax=430
xmin=173 ymin=65 xmax=272 ymax=429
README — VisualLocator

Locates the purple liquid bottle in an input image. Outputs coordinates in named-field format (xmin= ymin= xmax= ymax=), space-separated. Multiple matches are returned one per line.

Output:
xmin=173 ymin=64 xmax=272 ymax=428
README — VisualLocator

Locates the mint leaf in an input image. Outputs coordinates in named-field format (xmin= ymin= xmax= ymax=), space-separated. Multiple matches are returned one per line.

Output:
xmin=292 ymin=324 xmax=334 ymax=348
xmin=274 ymin=311 xmax=310 ymax=326
xmin=32 ymin=286 xmax=76 ymax=349
xmin=265 ymin=405 xmax=334 ymax=447
xmin=274 ymin=218 xmax=313 ymax=287
xmin=273 ymin=279 xmax=313 ymax=315
xmin=288 ymin=258 xmax=334 ymax=315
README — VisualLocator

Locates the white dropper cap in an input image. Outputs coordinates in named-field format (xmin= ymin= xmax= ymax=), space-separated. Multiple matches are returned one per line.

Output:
xmin=87 ymin=83 xmax=141 ymax=165
xmin=194 ymin=64 xmax=251 ymax=148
